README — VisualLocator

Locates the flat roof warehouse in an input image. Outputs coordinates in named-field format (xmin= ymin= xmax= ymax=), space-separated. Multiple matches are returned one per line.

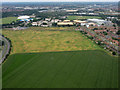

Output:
xmin=17 ymin=16 xmax=30 ymax=19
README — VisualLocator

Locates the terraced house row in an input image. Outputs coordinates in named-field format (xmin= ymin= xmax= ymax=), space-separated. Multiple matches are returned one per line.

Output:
xmin=76 ymin=24 xmax=119 ymax=55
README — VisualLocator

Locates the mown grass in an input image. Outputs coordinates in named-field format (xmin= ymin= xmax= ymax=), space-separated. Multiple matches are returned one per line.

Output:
xmin=2 ymin=50 xmax=118 ymax=88
xmin=24 ymin=27 xmax=76 ymax=31
xmin=67 ymin=16 xmax=102 ymax=20
xmin=2 ymin=27 xmax=101 ymax=54
xmin=0 ymin=17 xmax=17 ymax=24
xmin=2 ymin=27 xmax=118 ymax=88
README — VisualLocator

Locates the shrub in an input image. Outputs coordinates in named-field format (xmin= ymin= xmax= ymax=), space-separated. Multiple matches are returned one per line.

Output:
xmin=66 ymin=41 xmax=70 ymax=43
xmin=84 ymin=32 xmax=87 ymax=34
xmin=103 ymin=31 xmax=108 ymax=35
xmin=88 ymin=36 xmax=93 ymax=39
xmin=97 ymin=41 xmax=101 ymax=45
xmin=93 ymin=28 xmax=98 ymax=30
xmin=112 ymin=52 xmax=116 ymax=55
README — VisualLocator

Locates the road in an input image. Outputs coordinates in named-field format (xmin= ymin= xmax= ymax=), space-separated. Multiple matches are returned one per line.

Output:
xmin=0 ymin=35 xmax=10 ymax=64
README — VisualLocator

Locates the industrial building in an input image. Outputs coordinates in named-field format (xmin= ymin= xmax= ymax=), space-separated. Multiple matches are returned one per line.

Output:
xmin=18 ymin=16 xmax=33 ymax=22
xmin=57 ymin=22 xmax=74 ymax=26
xmin=87 ymin=19 xmax=112 ymax=25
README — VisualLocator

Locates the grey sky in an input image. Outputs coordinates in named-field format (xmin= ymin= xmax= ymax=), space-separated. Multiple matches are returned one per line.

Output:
xmin=2 ymin=0 xmax=119 ymax=2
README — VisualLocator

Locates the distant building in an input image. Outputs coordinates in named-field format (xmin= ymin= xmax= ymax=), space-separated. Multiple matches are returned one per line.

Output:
xmin=66 ymin=9 xmax=78 ymax=12
xmin=63 ymin=20 xmax=70 ymax=22
xmin=51 ymin=19 xmax=61 ymax=23
xmin=57 ymin=22 xmax=74 ymax=26
xmin=73 ymin=20 xmax=87 ymax=24
xmin=18 ymin=16 xmax=30 ymax=19
xmin=60 ymin=16 xmax=67 ymax=19
xmin=18 ymin=15 xmax=33 ymax=22
xmin=37 ymin=21 xmax=42 ymax=26
xmin=87 ymin=19 xmax=105 ymax=24
xmin=45 ymin=18 xmax=51 ymax=21
xmin=30 ymin=14 xmax=36 ymax=18
xmin=87 ymin=22 xmax=96 ymax=26
xmin=32 ymin=22 xmax=38 ymax=26
xmin=41 ymin=21 xmax=52 ymax=27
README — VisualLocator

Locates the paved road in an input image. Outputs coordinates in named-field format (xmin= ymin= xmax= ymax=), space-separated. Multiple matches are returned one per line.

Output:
xmin=0 ymin=35 xmax=10 ymax=64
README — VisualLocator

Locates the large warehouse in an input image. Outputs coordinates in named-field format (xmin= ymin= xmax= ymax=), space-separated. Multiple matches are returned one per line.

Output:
xmin=17 ymin=16 xmax=30 ymax=19
xmin=87 ymin=19 xmax=106 ymax=24
xmin=17 ymin=16 xmax=33 ymax=22
xmin=87 ymin=19 xmax=112 ymax=26
xmin=57 ymin=22 xmax=74 ymax=26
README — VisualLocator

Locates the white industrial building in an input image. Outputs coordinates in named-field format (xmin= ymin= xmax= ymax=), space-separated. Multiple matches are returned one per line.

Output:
xmin=17 ymin=16 xmax=30 ymax=19
xmin=87 ymin=19 xmax=106 ymax=24
xmin=87 ymin=19 xmax=112 ymax=26
xmin=17 ymin=16 xmax=34 ymax=22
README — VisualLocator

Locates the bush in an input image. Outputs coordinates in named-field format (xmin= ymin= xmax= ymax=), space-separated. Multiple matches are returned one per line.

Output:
xmin=52 ymin=23 xmax=57 ymax=27
xmin=84 ymin=32 xmax=87 ymax=34
xmin=93 ymin=28 xmax=98 ymax=30
xmin=88 ymin=36 xmax=93 ymax=39
xmin=66 ymin=41 xmax=70 ymax=43
xmin=112 ymin=52 xmax=116 ymax=55
xmin=109 ymin=49 xmax=112 ymax=51
xmin=27 ymin=23 xmax=32 ymax=27
xmin=97 ymin=41 xmax=101 ymax=45
xmin=113 ymin=24 xmax=116 ymax=27
xmin=103 ymin=31 xmax=108 ymax=35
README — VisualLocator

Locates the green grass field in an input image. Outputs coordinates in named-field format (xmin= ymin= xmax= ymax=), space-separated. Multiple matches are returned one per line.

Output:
xmin=2 ymin=27 xmax=101 ymax=54
xmin=0 ymin=17 xmax=17 ymax=24
xmin=3 ymin=50 xmax=118 ymax=88
xmin=67 ymin=16 xmax=102 ymax=20
xmin=2 ymin=27 xmax=118 ymax=88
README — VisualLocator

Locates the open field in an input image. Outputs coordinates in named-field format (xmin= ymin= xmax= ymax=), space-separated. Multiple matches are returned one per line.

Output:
xmin=67 ymin=16 xmax=102 ymax=20
xmin=2 ymin=27 xmax=101 ymax=54
xmin=24 ymin=27 xmax=76 ymax=31
xmin=3 ymin=50 xmax=118 ymax=88
xmin=0 ymin=17 xmax=17 ymax=24
xmin=2 ymin=27 xmax=118 ymax=88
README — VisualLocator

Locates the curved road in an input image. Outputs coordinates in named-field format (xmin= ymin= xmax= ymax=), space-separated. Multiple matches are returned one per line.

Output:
xmin=0 ymin=35 xmax=10 ymax=64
